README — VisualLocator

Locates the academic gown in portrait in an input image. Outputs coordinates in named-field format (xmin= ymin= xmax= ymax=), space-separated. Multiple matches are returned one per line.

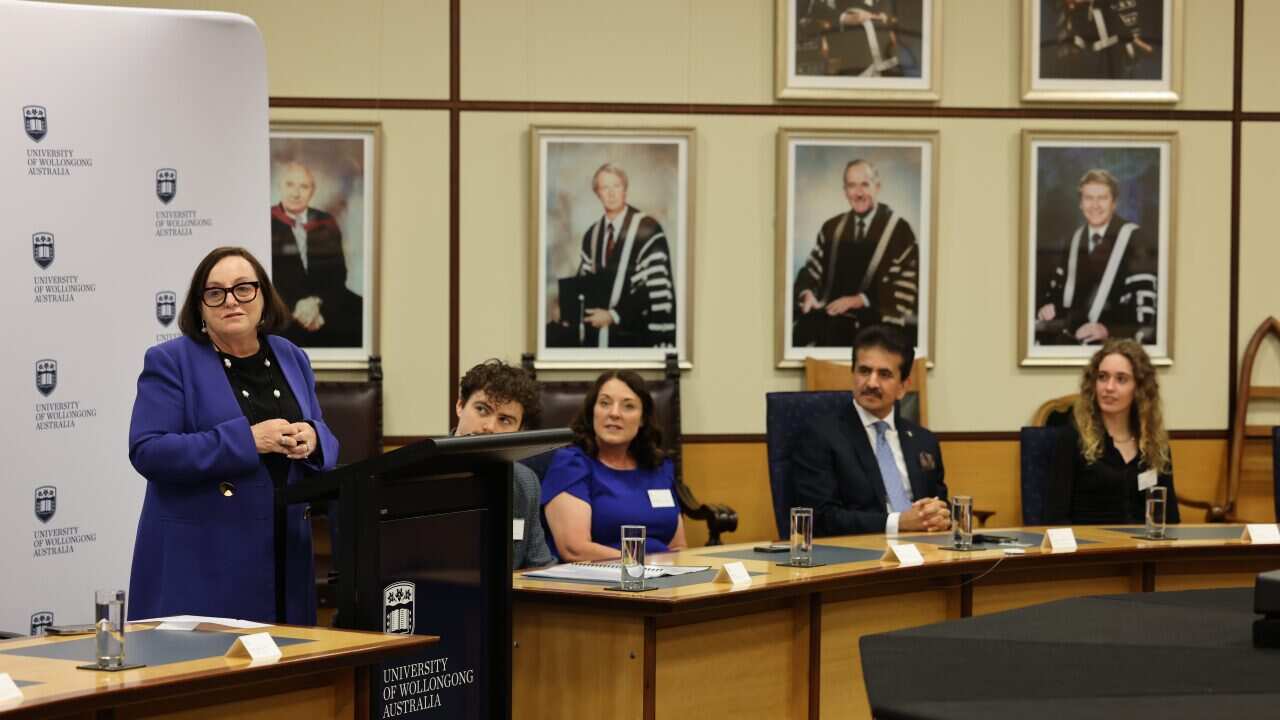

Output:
xmin=571 ymin=204 xmax=677 ymax=348
xmin=127 ymin=334 xmax=338 ymax=624
xmin=1037 ymin=214 xmax=1158 ymax=345
xmin=790 ymin=402 xmax=946 ymax=536
xmin=793 ymin=202 xmax=920 ymax=347
xmin=271 ymin=204 xmax=363 ymax=348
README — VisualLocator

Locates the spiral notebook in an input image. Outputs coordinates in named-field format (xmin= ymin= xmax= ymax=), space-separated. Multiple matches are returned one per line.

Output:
xmin=524 ymin=562 xmax=710 ymax=582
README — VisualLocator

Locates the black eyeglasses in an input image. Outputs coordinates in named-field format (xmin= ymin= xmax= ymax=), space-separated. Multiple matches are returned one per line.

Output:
xmin=202 ymin=281 xmax=260 ymax=307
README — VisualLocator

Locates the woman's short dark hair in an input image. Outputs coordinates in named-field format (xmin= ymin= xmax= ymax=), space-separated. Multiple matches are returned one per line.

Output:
xmin=178 ymin=246 xmax=291 ymax=343
xmin=571 ymin=370 xmax=666 ymax=471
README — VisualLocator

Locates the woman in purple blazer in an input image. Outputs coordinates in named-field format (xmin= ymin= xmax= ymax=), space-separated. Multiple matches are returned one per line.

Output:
xmin=127 ymin=247 xmax=338 ymax=624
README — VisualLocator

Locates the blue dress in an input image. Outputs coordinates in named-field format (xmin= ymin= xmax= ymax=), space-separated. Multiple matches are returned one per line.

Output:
xmin=540 ymin=446 xmax=679 ymax=558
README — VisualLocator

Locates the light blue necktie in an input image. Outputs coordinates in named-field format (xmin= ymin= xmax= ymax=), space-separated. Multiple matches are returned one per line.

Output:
xmin=873 ymin=420 xmax=911 ymax=513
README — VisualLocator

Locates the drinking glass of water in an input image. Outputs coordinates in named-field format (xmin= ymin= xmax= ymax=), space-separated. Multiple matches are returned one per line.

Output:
xmin=620 ymin=525 xmax=647 ymax=591
xmin=95 ymin=589 xmax=126 ymax=669
xmin=951 ymin=496 xmax=974 ymax=550
xmin=1145 ymin=486 xmax=1167 ymax=540
xmin=790 ymin=507 xmax=814 ymax=567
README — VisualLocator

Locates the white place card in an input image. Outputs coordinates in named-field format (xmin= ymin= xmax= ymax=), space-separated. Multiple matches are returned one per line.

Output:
xmin=648 ymin=489 xmax=676 ymax=508
xmin=713 ymin=561 xmax=752 ymax=587
xmin=512 ymin=518 xmax=525 ymax=541
xmin=0 ymin=673 xmax=22 ymax=703
xmin=880 ymin=543 xmax=924 ymax=566
xmin=225 ymin=631 xmax=282 ymax=662
xmin=1041 ymin=528 xmax=1078 ymax=553
xmin=1242 ymin=524 xmax=1280 ymax=545
xmin=156 ymin=620 xmax=200 ymax=631
xmin=1137 ymin=470 xmax=1157 ymax=492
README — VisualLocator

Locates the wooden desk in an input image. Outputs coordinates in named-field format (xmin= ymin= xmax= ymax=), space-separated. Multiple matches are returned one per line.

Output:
xmin=511 ymin=526 xmax=1280 ymax=720
xmin=0 ymin=622 xmax=433 ymax=720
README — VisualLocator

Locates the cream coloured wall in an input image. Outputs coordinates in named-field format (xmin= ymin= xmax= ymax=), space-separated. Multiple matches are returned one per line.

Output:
xmin=460 ymin=113 xmax=1231 ymax=433
xmin=1238 ymin=123 xmax=1280 ymax=427
xmin=461 ymin=0 xmax=1233 ymax=110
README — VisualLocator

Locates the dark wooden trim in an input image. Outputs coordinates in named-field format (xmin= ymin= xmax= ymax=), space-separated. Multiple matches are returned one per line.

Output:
xmin=1228 ymin=0 xmax=1245 ymax=435
xmin=1169 ymin=429 xmax=1232 ymax=440
xmin=269 ymin=96 xmax=1236 ymax=122
xmin=936 ymin=431 xmax=1020 ymax=442
xmin=1141 ymin=562 xmax=1156 ymax=592
xmin=808 ymin=594 xmax=821 ymax=720
xmin=959 ymin=577 xmax=973 ymax=618
xmin=447 ymin=0 xmax=461 ymax=430
xmin=643 ymin=616 xmax=657 ymax=720
xmin=681 ymin=433 xmax=766 ymax=444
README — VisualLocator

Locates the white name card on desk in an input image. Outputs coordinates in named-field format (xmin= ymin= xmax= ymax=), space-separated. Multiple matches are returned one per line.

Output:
xmin=225 ymin=632 xmax=282 ymax=662
xmin=1041 ymin=528 xmax=1077 ymax=553
xmin=880 ymin=543 xmax=924 ymax=566
xmin=713 ymin=561 xmax=752 ymax=587
xmin=0 ymin=673 xmax=22 ymax=703
xmin=1243 ymin=524 xmax=1280 ymax=544
xmin=156 ymin=619 xmax=200 ymax=631
xmin=513 ymin=518 xmax=525 ymax=541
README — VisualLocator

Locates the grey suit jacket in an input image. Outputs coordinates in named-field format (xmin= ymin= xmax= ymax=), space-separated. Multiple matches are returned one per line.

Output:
xmin=514 ymin=462 xmax=556 ymax=570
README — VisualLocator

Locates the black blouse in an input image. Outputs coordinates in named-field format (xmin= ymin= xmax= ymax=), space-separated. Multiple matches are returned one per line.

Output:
xmin=1045 ymin=420 xmax=1180 ymax=526
xmin=217 ymin=340 xmax=309 ymax=488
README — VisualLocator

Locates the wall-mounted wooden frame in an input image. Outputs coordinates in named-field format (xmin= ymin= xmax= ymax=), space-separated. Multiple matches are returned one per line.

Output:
xmin=1020 ymin=130 xmax=1176 ymax=366
xmin=776 ymin=128 xmax=938 ymax=368
xmin=269 ymin=122 xmax=381 ymax=370
xmin=775 ymin=0 xmax=940 ymax=103
xmin=529 ymin=127 xmax=694 ymax=370
xmin=1023 ymin=0 xmax=1183 ymax=104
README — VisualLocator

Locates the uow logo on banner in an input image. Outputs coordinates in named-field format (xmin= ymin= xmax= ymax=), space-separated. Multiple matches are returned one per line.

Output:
xmin=23 ymin=105 xmax=47 ymax=142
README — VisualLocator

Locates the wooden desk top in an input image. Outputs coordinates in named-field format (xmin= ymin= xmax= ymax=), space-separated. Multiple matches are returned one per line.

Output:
xmin=0 ymin=622 xmax=434 ymax=718
xmin=514 ymin=524 xmax=1280 ymax=611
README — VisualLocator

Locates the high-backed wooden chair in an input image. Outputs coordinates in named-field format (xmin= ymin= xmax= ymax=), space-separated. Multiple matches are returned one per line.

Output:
xmin=804 ymin=356 xmax=928 ymax=427
xmin=1217 ymin=317 xmax=1280 ymax=521
xmin=311 ymin=356 xmax=384 ymax=624
xmin=520 ymin=353 xmax=739 ymax=545
xmin=1032 ymin=394 xmax=1077 ymax=427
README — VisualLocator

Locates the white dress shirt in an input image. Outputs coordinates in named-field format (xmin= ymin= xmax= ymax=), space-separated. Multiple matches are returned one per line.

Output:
xmin=853 ymin=399 xmax=912 ymax=534
xmin=288 ymin=209 xmax=309 ymax=271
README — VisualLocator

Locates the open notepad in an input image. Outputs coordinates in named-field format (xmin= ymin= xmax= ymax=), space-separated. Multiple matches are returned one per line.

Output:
xmin=524 ymin=562 xmax=711 ymax=582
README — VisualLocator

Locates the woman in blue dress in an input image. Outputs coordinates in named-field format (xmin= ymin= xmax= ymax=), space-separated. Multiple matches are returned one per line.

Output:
xmin=542 ymin=370 xmax=686 ymax=561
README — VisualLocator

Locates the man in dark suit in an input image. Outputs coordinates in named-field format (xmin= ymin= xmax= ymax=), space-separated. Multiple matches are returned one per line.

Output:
xmin=791 ymin=325 xmax=950 ymax=536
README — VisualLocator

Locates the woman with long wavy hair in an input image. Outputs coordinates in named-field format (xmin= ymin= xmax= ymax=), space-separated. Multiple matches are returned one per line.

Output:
xmin=1045 ymin=339 xmax=1180 ymax=525
xmin=541 ymin=370 xmax=686 ymax=562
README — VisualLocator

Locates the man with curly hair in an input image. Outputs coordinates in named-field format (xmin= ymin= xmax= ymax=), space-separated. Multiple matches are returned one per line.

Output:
xmin=454 ymin=359 xmax=555 ymax=569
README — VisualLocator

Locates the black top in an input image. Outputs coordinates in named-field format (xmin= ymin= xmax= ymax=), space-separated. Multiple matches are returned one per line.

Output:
xmin=218 ymin=340 xmax=307 ymax=488
xmin=1045 ymin=419 xmax=1179 ymax=525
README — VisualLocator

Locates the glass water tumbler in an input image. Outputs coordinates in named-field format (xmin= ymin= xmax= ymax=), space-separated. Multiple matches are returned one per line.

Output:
xmin=790 ymin=507 xmax=814 ymax=566
xmin=620 ymin=525 xmax=647 ymax=591
xmin=95 ymin=589 xmax=126 ymax=669
xmin=951 ymin=495 xmax=974 ymax=549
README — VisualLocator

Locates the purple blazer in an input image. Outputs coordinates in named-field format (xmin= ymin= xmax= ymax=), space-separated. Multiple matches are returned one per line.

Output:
xmin=126 ymin=334 xmax=337 ymax=624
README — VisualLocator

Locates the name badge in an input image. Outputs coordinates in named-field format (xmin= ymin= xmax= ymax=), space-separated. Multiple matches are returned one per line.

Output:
xmin=648 ymin=489 xmax=675 ymax=508
xmin=1137 ymin=470 xmax=1157 ymax=492
xmin=513 ymin=518 xmax=526 ymax=541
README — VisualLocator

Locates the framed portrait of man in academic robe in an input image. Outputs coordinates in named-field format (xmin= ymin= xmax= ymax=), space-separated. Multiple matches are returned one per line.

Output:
xmin=1023 ymin=0 xmax=1183 ymax=103
xmin=1020 ymin=130 xmax=1175 ymax=366
xmin=530 ymin=127 xmax=693 ymax=369
xmin=777 ymin=128 xmax=937 ymax=367
xmin=776 ymin=0 xmax=940 ymax=102
xmin=268 ymin=122 xmax=380 ymax=369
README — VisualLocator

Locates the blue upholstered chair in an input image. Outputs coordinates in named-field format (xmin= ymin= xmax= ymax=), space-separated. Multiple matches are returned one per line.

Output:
xmin=765 ymin=391 xmax=853 ymax=540
xmin=1019 ymin=426 xmax=1062 ymax=526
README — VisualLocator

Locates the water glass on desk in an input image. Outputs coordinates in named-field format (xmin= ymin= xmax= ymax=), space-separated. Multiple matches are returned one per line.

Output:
xmin=95 ymin=589 xmax=126 ymax=669
xmin=951 ymin=496 xmax=974 ymax=550
xmin=1145 ymin=486 xmax=1167 ymax=540
xmin=620 ymin=525 xmax=647 ymax=591
xmin=790 ymin=507 xmax=814 ymax=566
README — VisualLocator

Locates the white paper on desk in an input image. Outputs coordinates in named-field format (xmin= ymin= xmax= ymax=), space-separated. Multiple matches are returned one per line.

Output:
xmin=1243 ymin=524 xmax=1280 ymax=545
xmin=225 ymin=631 xmax=282 ymax=662
xmin=155 ymin=620 xmax=200 ymax=632
xmin=524 ymin=562 xmax=710 ymax=582
xmin=1042 ymin=528 xmax=1078 ymax=552
xmin=1137 ymin=470 xmax=1157 ymax=492
xmin=0 ymin=673 xmax=22 ymax=703
xmin=135 ymin=614 xmax=271 ymax=629
xmin=880 ymin=543 xmax=924 ymax=566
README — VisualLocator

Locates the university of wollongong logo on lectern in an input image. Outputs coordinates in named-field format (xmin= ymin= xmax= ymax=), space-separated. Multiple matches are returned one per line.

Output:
xmin=382 ymin=581 xmax=415 ymax=635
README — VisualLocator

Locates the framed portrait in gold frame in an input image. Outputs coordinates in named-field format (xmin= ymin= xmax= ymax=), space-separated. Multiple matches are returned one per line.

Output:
xmin=528 ymin=126 xmax=694 ymax=370
xmin=1020 ymin=130 xmax=1176 ymax=366
xmin=775 ymin=0 xmax=941 ymax=103
xmin=776 ymin=128 xmax=938 ymax=368
xmin=1023 ymin=0 xmax=1183 ymax=104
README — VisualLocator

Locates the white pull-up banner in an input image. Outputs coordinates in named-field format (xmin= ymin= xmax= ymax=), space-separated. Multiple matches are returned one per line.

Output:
xmin=0 ymin=0 xmax=268 ymax=635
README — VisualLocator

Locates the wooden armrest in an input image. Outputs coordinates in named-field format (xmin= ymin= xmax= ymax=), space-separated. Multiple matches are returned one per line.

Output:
xmin=675 ymin=481 xmax=738 ymax=546
xmin=973 ymin=509 xmax=995 ymax=528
